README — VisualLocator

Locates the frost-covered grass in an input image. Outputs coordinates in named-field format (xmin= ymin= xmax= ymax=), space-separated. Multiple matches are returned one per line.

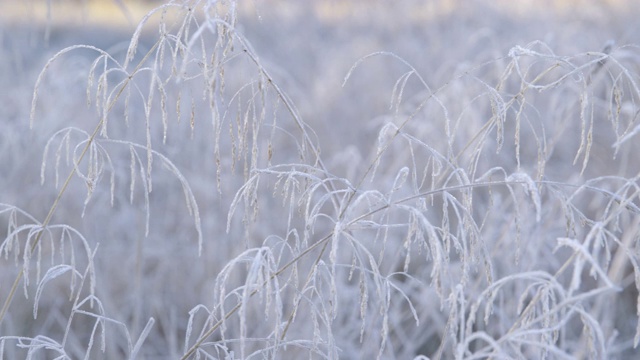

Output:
xmin=2 ymin=0 xmax=640 ymax=359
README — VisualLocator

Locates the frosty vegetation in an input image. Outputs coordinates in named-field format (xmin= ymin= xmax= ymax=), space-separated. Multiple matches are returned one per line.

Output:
xmin=1 ymin=0 xmax=640 ymax=359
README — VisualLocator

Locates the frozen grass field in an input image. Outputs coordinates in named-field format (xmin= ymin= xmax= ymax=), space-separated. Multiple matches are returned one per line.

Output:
xmin=2 ymin=0 xmax=640 ymax=358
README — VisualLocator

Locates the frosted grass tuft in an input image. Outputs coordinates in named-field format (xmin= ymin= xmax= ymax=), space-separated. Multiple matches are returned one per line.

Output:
xmin=2 ymin=0 xmax=640 ymax=359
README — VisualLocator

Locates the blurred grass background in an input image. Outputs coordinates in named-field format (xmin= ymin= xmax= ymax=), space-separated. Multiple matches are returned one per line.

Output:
xmin=0 ymin=0 xmax=636 ymax=24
